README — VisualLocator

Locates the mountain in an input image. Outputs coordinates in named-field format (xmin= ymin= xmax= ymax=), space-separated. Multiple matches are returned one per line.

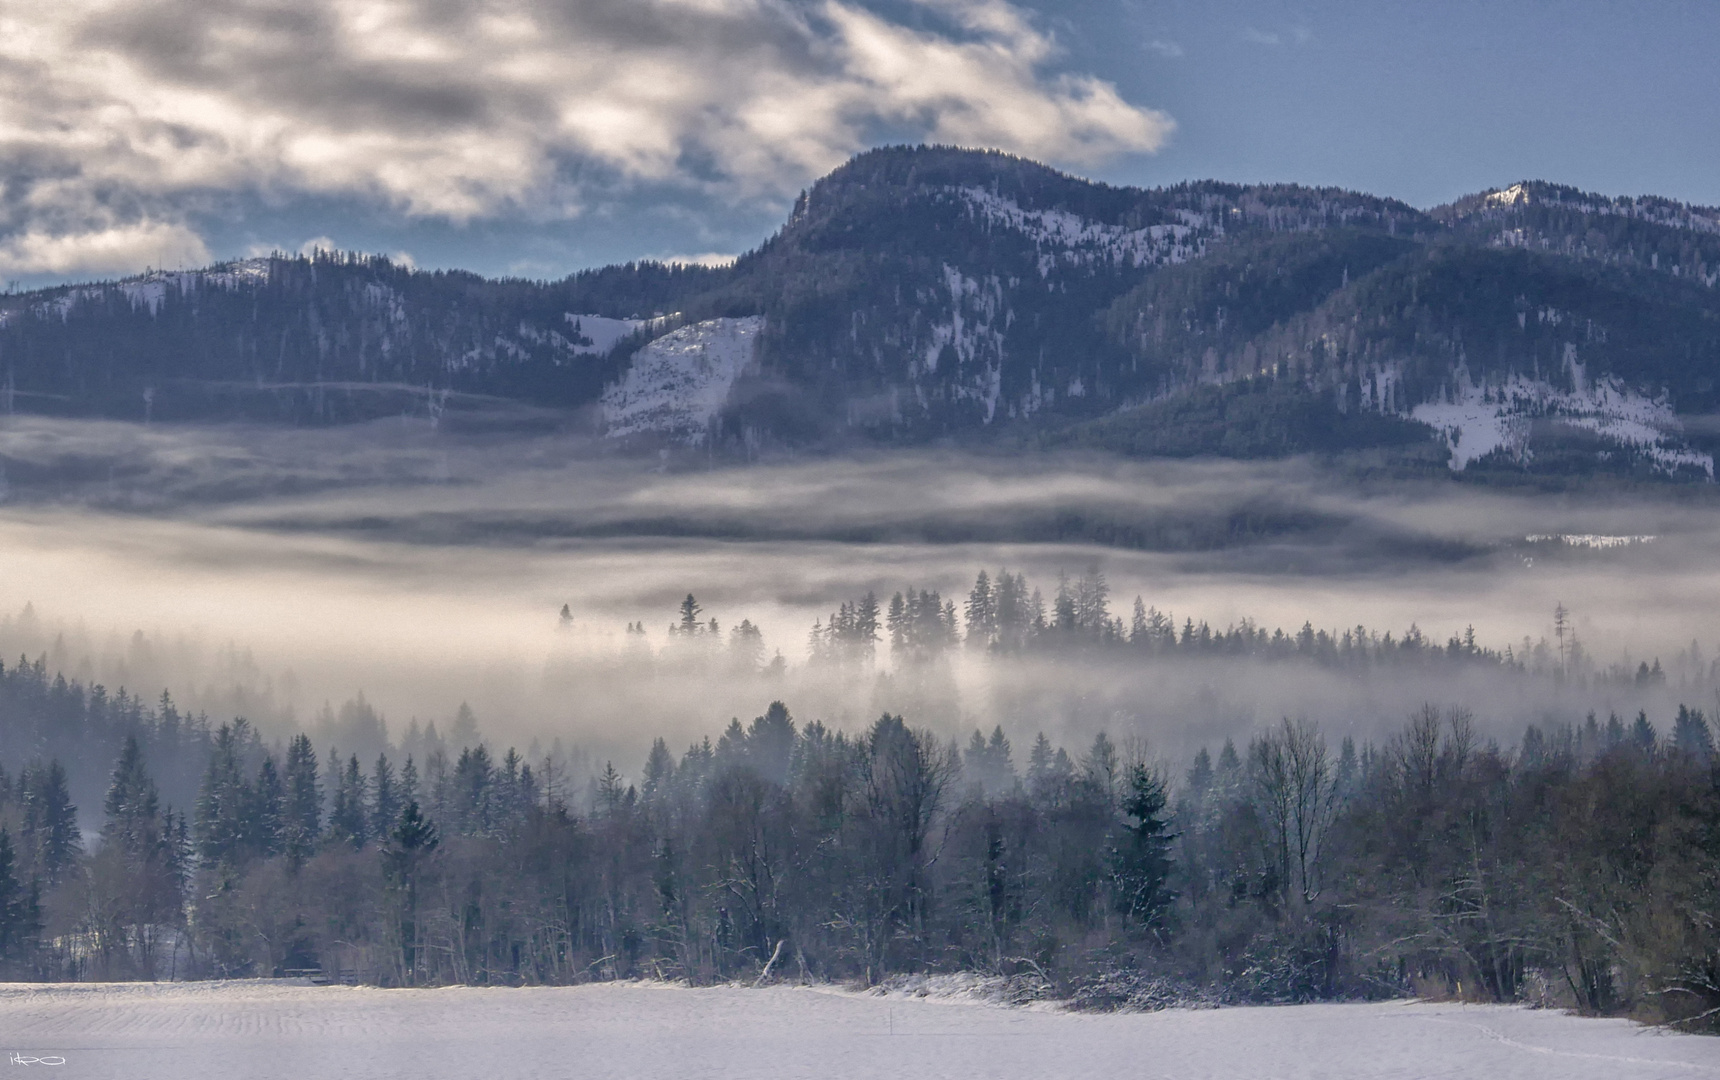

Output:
xmin=3 ymin=146 xmax=1719 ymax=479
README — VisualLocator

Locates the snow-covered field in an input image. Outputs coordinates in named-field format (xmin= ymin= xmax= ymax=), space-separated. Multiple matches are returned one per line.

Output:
xmin=0 ymin=981 xmax=1715 ymax=1080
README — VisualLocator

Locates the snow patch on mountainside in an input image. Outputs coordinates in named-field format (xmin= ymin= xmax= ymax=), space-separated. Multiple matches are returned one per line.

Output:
xmin=1411 ymin=364 xmax=1713 ymax=476
xmin=602 ymin=317 xmax=762 ymax=444
xmin=565 ymin=314 xmax=671 ymax=356
xmin=952 ymin=188 xmax=1212 ymax=277
xmin=922 ymin=265 xmax=1007 ymax=422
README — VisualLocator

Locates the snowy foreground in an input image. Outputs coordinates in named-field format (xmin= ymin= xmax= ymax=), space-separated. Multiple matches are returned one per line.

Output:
xmin=0 ymin=980 xmax=1716 ymax=1080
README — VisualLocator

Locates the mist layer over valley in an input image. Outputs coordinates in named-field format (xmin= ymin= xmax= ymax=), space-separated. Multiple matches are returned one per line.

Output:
xmin=3 ymin=414 xmax=1717 ymax=798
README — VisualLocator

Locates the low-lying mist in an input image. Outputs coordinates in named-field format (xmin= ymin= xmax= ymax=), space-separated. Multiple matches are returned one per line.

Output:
xmin=4 ymin=414 xmax=1719 ymax=782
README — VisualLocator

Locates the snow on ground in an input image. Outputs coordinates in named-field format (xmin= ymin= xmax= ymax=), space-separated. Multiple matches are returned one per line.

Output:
xmin=952 ymin=188 xmax=1211 ymax=276
xmin=601 ymin=316 xmax=763 ymax=444
xmin=0 ymin=980 xmax=1714 ymax=1080
xmin=1526 ymin=534 xmax=1657 ymax=548
xmin=1410 ymin=365 xmax=1714 ymax=476
xmin=564 ymin=314 xmax=671 ymax=356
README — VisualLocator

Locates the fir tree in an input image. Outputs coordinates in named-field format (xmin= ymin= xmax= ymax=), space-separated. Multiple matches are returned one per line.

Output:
xmin=328 ymin=754 xmax=368 ymax=849
xmin=251 ymin=755 xmax=284 ymax=857
xmin=194 ymin=724 xmax=252 ymax=866
xmin=371 ymin=754 xmax=401 ymax=840
xmin=677 ymin=594 xmax=703 ymax=635
xmin=283 ymin=734 xmax=321 ymax=864
xmin=965 ymin=570 xmax=996 ymax=648
xmin=399 ymin=756 xmax=420 ymax=811
xmin=103 ymin=735 xmax=161 ymax=856
xmin=1631 ymin=710 xmax=1659 ymax=753
xmin=641 ymin=739 xmax=674 ymax=806
xmin=19 ymin=760 xmax=78 ymax=885
xmin=0 ymin=829 xmax=39 ymax=963
xmin=1673 ymin=706 xmax=1714 ymax=759
xmin=1110 ymin=762 xmax=1176 ymax=925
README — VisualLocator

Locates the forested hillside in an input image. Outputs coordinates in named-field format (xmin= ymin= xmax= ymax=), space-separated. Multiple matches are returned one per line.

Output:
xmin=4 ymin=147 xmax=1720 ymax=476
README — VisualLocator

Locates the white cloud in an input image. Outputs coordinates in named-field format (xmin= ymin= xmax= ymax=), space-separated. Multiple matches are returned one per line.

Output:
xmin=0 ymin=0 xmax=1173 ymax=279
xmin=0 ymin=220 xmax=211 ymax=278
xmin=1243 ymin=25 xmax=1312 ymax=47
xmin=1147 ymin=40 xmax=1184 ymax=58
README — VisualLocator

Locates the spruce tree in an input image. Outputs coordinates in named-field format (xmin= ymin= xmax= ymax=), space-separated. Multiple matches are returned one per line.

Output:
xmin=252 ymin=756 xmax=284 ymax=857
xmin=383 ymin=801 xmax=439 ymax=985
xmin=1673 ymin=706 xmax=1714 ymax=759
xmin=640 ymin=739 xmax=674 ymax=806
xmin=1631 ymin=710 xmax=1659 ymax=753
xmin=283 ymin=734 xmax=321 ymax=864
xmin=20 ymin=761 xmax=78 ymax=885
xmin=194 ymin=724 xmax=250 ymax=866
xmin=0 ymin=829 xmax=39 ymax=963
xmin=328 ymin=754 xmax=368 ymax=849
xmin=964 ymin=570 xmax=996 ymax=648
xmin=103 ymin=736 xmax=161 ymax=856
xmin=1110 ymin=762 xmax=1176 ymax=926
xmin=399 ymin=755 xmax=420 ymax=811
xmin=371 ymin=754 xmax=401 ymax=840
xmin=677 ymin=594 xmax=702 ymax=636
xmin=1027 ymin=732 xmax=1053 ymax=795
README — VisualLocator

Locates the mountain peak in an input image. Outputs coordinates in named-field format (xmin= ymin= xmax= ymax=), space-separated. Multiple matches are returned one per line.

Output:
xmin=1 ymin=148 xmax=1718 ymax=481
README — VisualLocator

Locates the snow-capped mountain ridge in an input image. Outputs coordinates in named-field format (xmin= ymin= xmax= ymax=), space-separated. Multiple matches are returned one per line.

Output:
xmin=0 ymin=259 xmax=273 ymax=326
xmin=951 ymin=187 xmax=1216 ymax=277
xmin=0 ymin=146 xmax=1717 ymax=478
xmin=1478 ymin=181 xmax=1720 ymax=238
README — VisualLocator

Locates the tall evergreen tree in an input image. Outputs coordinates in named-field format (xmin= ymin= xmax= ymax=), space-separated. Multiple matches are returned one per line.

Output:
xmin=383 ymin=800 xmax=440 ymax=985
xmin=453 ymin=746 xmax=494 ymax=835
xmin=193 ymin=723 xmax=250 ymax=866
xmin=1631 ymin=710 xmax=1659 ymax=753
xmin=328 ymin=754 xmax=368 ymax=849
xmin=282 ymin=734 xmax=321 ymax=864
xmin=1673 ymin=706 xmax=1714 ymax=759
xmin=1109 ymin=762 xmax=1176 ymax=926
xmin=19 ymin=761 xmax=79 ymax=885
xmin=965 ymin=570 xmax=996 ymax=648
xmin=399 ymin=755 xmax=420 ymax=811
xmin=103 ymin=736 xmax=161 ymax=856
xmin=641 ymin=739 xmax=674 ymax=806
xmin=251 ymin=755 xmax=284 ymax=857
xmin=677 ymin=594 xmax=702 ymax=635
xmin=371 ymin=754 xmax=401 ymax=840
xmin=0 ymin=829 xmax=39 ymax=964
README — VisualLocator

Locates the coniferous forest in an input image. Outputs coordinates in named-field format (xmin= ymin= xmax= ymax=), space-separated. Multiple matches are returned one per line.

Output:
xmin=0 ymin=577 xmax=1714 ymax=1034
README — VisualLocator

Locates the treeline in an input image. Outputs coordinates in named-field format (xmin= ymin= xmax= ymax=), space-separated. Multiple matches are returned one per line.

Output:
xmin=803 ymin=567 xmax=1587 ymax=675
xmin=0 ymin=655 xmax=214 ymax=817
xmin=1 ymin=690 xmax=1716 ymax=1034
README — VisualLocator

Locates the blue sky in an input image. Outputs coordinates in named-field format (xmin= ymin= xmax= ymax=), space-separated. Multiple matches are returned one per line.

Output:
xmin=3 ymin=0 xmax=1715 ymax=287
